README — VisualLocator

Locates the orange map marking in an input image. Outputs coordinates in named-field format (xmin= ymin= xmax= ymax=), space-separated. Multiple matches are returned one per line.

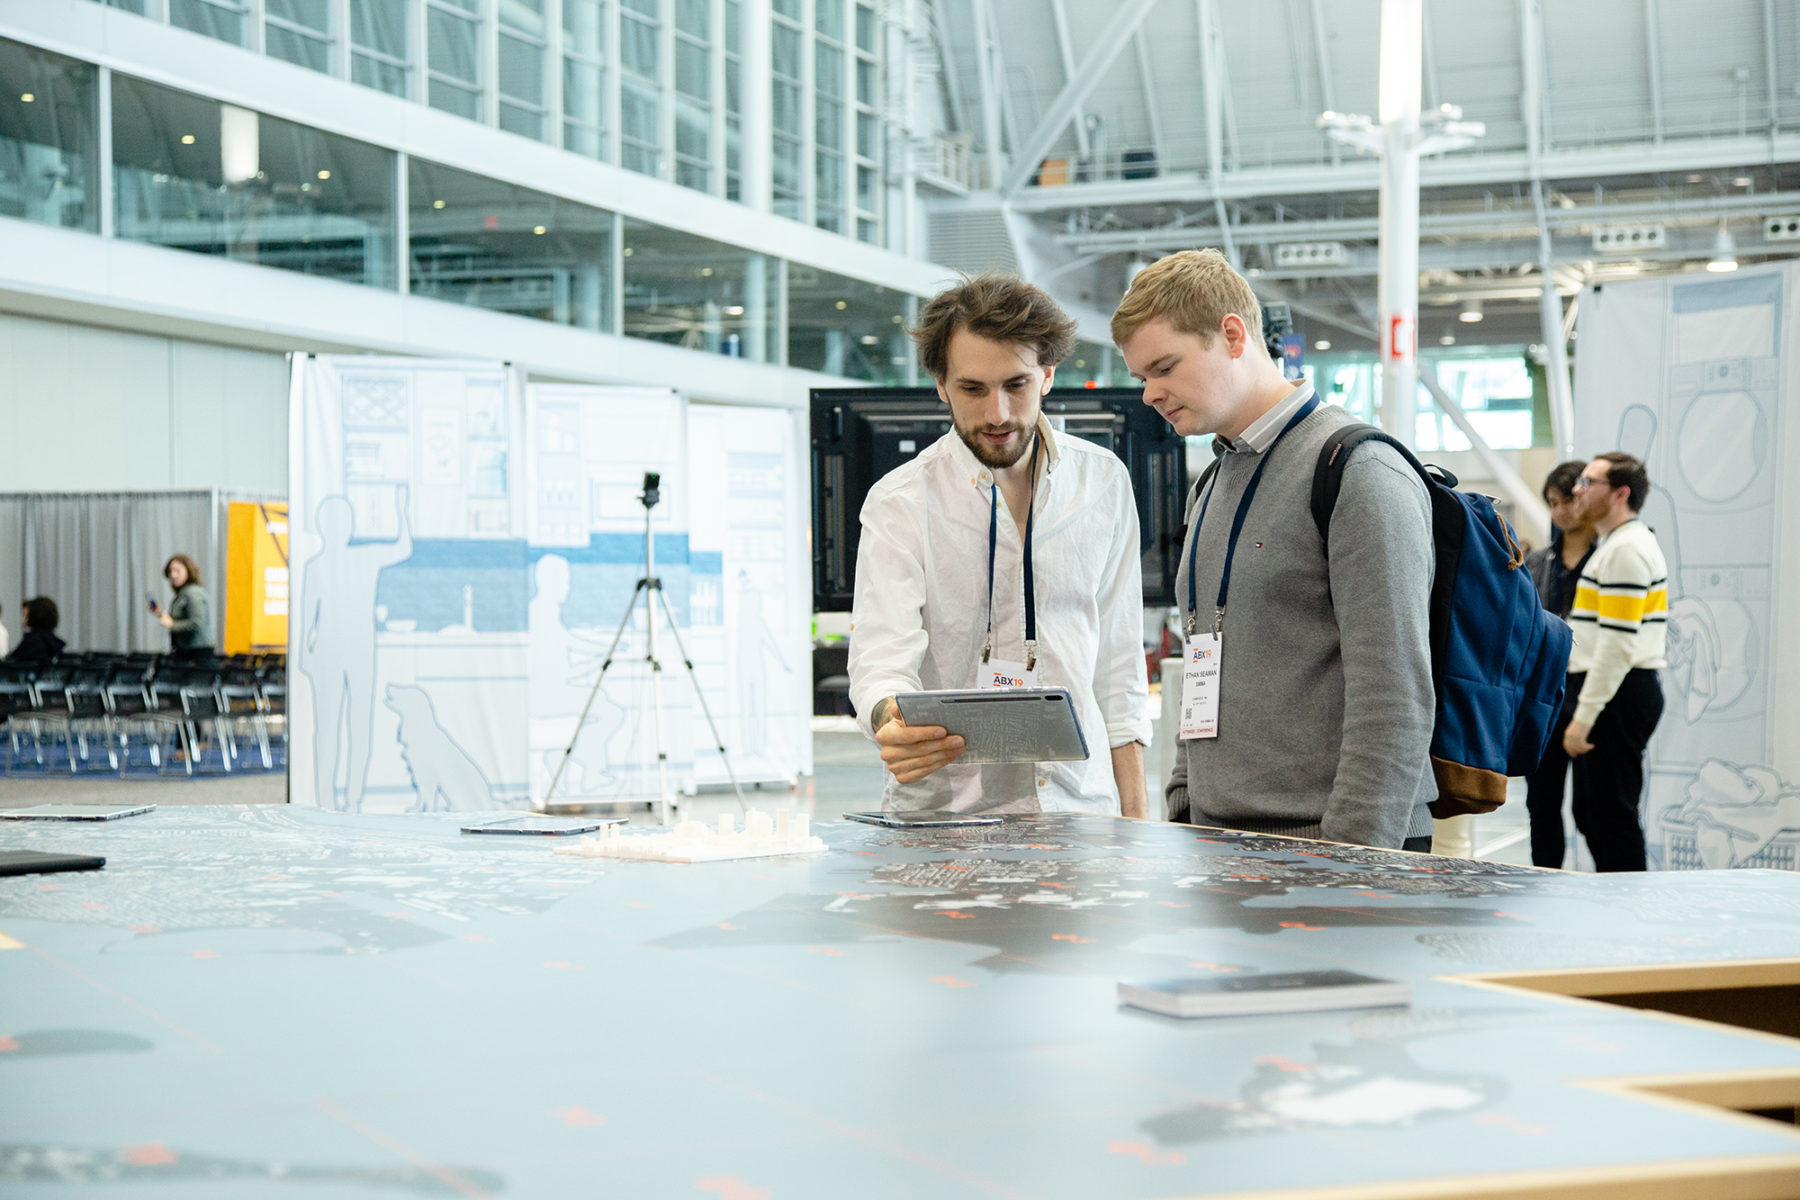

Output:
xmin=554 ymin=1106 xmax=607 ymax=1127
xmin=120 ymin=1142 xmax=179 ymax=1166
xmin=1107 ymin=1139 xmax=1186 ymax=1166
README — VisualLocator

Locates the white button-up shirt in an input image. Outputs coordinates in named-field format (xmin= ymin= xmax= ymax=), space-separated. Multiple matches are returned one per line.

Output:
xmin=848 ymin=416 xmax=1152 ymax=814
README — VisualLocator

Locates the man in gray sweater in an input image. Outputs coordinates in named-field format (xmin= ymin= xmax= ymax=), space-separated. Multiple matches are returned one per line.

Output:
xmin=1114 ymin=251 xmax=1436 ymax=850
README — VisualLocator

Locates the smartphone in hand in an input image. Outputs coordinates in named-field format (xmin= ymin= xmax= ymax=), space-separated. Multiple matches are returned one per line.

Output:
xmin=145 ymin=590 xmax=159 ymax=614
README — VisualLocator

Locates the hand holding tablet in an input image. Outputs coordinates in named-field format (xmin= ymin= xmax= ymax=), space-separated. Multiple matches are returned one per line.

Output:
xmin=893 ymin=689 xmax=1088 ymax=765
xmin=872 ymin=701 xmax=966 ymax=784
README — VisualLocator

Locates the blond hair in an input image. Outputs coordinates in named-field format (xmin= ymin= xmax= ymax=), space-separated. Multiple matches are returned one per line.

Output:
xmin=911 ymin=274 xmax=1078 ymax=380
xmin=1110 ymin=249 xmax=1264 ymax=350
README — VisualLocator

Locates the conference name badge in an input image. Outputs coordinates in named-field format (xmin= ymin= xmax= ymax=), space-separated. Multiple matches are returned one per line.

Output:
xmin=1180 ymin=633 xmax=1222 ymax=740
xmin=981 ymin=658 xmax=1038 ymax=691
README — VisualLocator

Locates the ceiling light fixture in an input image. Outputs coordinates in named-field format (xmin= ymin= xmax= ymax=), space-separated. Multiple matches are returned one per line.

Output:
xmin=1439 ymin=334 xmax=1456 ymax=346
xmin=19 ymin=93 xmax=34 ymax=103
xmin=180 ymin=134 xmax=196 ymax=144
xmin=1314 ymin=340 xmax=1331 ymax=351
xmin=317 ymin=169 xmax=331 ymax=180
xmin=1458 ymin=298 xmax=1484 ymax=323
xmin=533 ymin=225 xmax=547 ymax=235
xmin=433 ymin=199 xmax=446 ymax=209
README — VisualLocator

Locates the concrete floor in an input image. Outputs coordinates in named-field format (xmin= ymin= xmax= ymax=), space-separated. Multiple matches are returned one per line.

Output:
xmin=0 ymin=723 xmax=1543 ymax=866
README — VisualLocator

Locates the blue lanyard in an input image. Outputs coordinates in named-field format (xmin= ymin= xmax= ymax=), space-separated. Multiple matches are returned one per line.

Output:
xmin=1185 ymin=396 xmax=1321 ymax=635
xmin=984 ymin=435 xmax=1041 ymax=667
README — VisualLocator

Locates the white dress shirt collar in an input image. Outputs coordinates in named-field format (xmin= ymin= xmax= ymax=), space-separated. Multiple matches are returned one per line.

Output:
xmin=1225 ymin=381 xmax=1317 ymax=455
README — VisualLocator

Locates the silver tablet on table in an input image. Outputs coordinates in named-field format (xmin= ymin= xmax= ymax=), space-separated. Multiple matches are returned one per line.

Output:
xmin=892 ymin=688 xmax=1089 ymax=764
xmin=0 ymin=804 xmax=155 ymax=821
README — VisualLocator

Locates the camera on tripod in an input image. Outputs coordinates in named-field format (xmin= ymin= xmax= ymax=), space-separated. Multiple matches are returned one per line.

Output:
xmin=641 ymin=471 xmax=662 ymax=510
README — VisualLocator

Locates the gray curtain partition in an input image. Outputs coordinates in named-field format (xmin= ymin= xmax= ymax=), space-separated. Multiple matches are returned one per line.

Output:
xmin=0 ymin=491 xmax=282 ymax=654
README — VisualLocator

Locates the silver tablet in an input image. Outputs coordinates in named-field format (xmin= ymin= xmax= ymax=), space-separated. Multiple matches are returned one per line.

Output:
xmin=0 ymin=804 xmax=155 ymax=821
xmin=461 ymin=816 xmax=625 ymax=836
xmin=844 ymin=811 xmax=1004 ymax=828
xmin=892 ymin=689 xmax=1089 ymax=764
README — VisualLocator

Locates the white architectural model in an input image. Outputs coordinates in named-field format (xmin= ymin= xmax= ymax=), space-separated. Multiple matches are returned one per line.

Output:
xmin=554 ymin=809 xmax=825 ymax=864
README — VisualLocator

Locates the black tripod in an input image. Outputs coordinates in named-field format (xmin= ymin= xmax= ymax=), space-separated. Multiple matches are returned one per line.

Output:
xmin=541 ymin=472 xmax=746 ymax=823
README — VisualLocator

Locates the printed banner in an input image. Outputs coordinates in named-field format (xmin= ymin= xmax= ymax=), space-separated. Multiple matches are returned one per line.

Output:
xmin=1573 ymin=265 xmax=1800 ymax=870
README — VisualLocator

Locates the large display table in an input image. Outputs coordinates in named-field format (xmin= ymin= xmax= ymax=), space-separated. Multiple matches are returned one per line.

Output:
xmin=4 ymin=807 xmax=1800 ymax=1198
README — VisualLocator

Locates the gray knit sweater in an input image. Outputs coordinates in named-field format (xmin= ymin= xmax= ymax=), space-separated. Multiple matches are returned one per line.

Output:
xmin=1167 ymin=404 xmax=1437 ymax=848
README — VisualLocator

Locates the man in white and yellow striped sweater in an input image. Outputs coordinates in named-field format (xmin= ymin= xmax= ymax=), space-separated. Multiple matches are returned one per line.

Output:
xmin=1561 ymin=452 xmax=1668 ymax=872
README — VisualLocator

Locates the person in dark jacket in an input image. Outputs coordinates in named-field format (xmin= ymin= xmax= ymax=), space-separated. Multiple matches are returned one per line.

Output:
xmin=1522 ymin=461 xmax=1597 ymax=867
xmin=156 ymin=554 xmax=215 ymax=658
xmin=6 ymin=596 xmax=66 ymax=665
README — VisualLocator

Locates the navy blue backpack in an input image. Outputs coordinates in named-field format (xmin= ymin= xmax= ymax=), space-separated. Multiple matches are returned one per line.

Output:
xmin=1311 ymin=426 xmax=1574 ymax=817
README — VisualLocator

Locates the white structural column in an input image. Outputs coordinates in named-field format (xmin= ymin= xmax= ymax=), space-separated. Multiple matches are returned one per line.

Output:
xmin=1520 ymin=0 xmax=1574 ymax=457
xmin=1196 ymin=0 xmax=1237 ymax=267
xmin=1375 ymin=0 xmax=1423 ymax=444
xmin=738 ymin=0 xmax=774 ymax=210
xmin=1321 ymin=0 xmax=1481 ymax=445
xmin=968 ymin=0 xmax=1005 ymax=189
xmin=1535 ymin=186 xmax=1576 ymax=457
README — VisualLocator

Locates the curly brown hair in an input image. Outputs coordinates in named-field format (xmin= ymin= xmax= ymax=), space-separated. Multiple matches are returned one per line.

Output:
xmin=910 ymin=275 xmax=1078 ymax=381
xmin=163 ymin=553 xmax=202 ymax=587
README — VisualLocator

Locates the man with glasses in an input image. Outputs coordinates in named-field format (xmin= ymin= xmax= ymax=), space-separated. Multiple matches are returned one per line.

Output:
xmin=1562 ymin=453 xmax=1668 ymax=871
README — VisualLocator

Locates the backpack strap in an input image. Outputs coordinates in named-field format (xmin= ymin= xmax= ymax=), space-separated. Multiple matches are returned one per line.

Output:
xmin=1309 ymin=423 xmax=1458 ymax=543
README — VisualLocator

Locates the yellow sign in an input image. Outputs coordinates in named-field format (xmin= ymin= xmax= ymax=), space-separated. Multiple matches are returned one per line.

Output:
xmin=225 ymin=502 xmax=290 ymax=655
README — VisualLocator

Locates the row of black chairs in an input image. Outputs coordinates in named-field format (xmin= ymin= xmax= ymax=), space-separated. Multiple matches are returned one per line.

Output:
xmin=0 ymin=652 xmax=287 ymax=777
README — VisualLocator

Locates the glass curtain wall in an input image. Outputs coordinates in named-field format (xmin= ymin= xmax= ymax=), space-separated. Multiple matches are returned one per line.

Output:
xmin=78 ymin=0 xmax=897 ymax=214
xmin=770 ymin=0 xmax=803 ymax=219
xmin=171 ymin=0 xmax=248 ymax=46
xmin=0 ymin=39 xmax=99 ymax=233
xmin=813 ymin=0 xmax=844 ymax=233
xmin=562 ymin=0 xmax=608 ymax=158
xmin=787 ymin=264 xmax=909 ymax=382
xmin=673 ymin=0 xmax=712 ymax=191
xmin=621 ymin=216 xmax=776 ymax=360
xmin=618 ymin=0 xmax=662 ymax=176
xmin=852 ymin=0 xmax=879 ymax=243
xmin=723 ymin=0 xmax=742 ymax=201
xmin=427 ymin=0 xmax=484 ymax=119
xmin=498 ymin=0 xmax=549 ymax=140
xmin=265 ymin=0 xmax=334 ymax=73
xmin=353 ymin=0 xmax=412 ymax=96
xmin=409 ymin=158 xmax=613 ymax=330
xmin=111 ymin=75 xmax=397 ymax=288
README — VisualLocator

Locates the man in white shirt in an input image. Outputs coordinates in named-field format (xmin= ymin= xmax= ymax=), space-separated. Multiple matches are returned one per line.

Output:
xmin=848 ymin=275 xmax=1152 ymax=816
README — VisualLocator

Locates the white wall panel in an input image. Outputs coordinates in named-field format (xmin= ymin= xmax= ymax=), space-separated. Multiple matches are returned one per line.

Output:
xmin=0 ymin=310 xmax=286 ymax=493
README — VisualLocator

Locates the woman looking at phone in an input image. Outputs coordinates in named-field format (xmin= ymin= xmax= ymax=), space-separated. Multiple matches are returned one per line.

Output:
xmin=155 ymin=554 xmax=214 ymax=658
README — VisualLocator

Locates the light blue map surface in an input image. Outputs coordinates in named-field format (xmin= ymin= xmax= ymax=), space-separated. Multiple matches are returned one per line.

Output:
xmin=3 ymin=808 xmax=1800 ymax=1198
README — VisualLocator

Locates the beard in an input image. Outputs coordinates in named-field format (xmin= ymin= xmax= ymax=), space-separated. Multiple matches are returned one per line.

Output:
xmin=955 ymin=419 xmax=1037 ymax=470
